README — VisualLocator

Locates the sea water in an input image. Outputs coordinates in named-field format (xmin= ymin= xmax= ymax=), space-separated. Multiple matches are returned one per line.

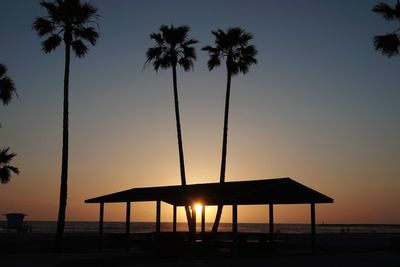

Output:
xmin=1 ymin=221 xmax=399 ymax=234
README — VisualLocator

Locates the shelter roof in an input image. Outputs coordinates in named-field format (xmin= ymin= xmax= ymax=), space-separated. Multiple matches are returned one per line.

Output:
xmin=85 ymin=178 xmax=333 ymax=206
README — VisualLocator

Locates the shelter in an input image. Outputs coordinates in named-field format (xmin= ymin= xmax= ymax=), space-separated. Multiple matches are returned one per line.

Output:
xmin=3 ymin=213 xmax=31 ymax=233
xmin=85 ymin=177 xmax=333 ymax=246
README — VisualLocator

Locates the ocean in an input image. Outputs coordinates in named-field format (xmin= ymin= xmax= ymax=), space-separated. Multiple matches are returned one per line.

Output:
xmin=1 ymin=221 xmax=399 ymax=234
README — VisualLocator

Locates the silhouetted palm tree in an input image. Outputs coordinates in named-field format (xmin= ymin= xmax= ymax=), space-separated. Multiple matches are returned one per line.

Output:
xmin=0 ymin=64 xmax=17 ymax=105
xmin=373 ymin=1 xmax=400 ymax=57
xmin=0 ymin=64 xmax=18 ymax=181
xmin=0 ymin=148 xmax=19 ymax=184
xmin=203 ymin=27 xmax=257 ymax=232
xmin=33 ymin=0 xmax=99 ymax=247
xmin=146 ymin=25 xmax=197 ymax=232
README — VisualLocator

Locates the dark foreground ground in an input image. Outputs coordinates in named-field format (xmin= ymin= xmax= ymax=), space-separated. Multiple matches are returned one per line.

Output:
xmin=1 ymin=232 xmax=400 ymax=267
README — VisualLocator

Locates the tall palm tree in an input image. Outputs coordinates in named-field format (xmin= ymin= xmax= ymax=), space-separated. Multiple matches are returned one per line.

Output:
xmin=0 ymin=148 xmax=19 ymax=184
xmin=33 ymin=0 xmax=99 ymax=247
xmin=145 ymin=25 xmax=197 ymax=232
xmin=0 ymin=64 xmax=17 ymax=105
xmin=203 ymin=27 xmax=257 ymax=232
xmin=373 ymin=1 xmax=400 ymax=57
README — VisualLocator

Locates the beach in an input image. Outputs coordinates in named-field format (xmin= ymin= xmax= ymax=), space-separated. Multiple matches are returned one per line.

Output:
xmin=1 ymin=231 xmax=400 ymax=267
xmin=2 ymin=249 xmax=399 ymax=267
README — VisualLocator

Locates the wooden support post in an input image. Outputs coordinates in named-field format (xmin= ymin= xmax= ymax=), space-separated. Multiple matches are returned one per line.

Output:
xmin=99 ymin=202 xmax=104 ymax=237
xmin=311 ymin=203 xmax=316 ymax=248
xmin=173 ymin=205 xmax=177 ymax=233
xmin=126 ymin=201 xmax=131 ymax=235
xmin=156 ymin=200 xmax=161 ymax=233
xmin=125 ymin=201 xmax=131 ymax=251
xmin=201 ymin=205 xmax=205 ymax=234
xmin=232 ymin=204 xmax=238 ymax=242
xmin=269 ymin=204 xmax=274 ymax=243
xmin=191 ymin=205 xmax=196 ymax=234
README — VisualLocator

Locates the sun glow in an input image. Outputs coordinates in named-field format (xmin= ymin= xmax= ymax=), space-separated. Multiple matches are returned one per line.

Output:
xmin=194 ymin=203 xmax=203 ymax=214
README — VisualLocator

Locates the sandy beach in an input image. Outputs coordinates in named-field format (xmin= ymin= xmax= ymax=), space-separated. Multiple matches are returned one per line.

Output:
xmin=1 ymin=250 xmax=398 ymax=267
xmin=1 ymin=232 xmax=400 ymax=267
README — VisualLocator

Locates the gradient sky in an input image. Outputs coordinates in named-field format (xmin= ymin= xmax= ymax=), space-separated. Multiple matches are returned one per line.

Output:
xmin=0 ymin=0 xmax=399 ymax=224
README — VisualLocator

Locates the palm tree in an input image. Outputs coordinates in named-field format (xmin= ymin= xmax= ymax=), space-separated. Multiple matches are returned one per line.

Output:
xmin=373 ymin=1 xmax=400 ymax=57
xmin=0 ymin=64 xmax=17 ymax=105
xmin=145 ymin=25 xmax=197 ymax=232
xmin=203 ymin=27 xmax=257 ymax=232
xmin=0 ymin=148 xmax=19 ymax=184
xmin=1 ymin=63 xmax=17 ymax=128
xmin=1 ymin=65 xmax=19 ymax=181
xmin=33 ymin=0 xmax=99 ymax=247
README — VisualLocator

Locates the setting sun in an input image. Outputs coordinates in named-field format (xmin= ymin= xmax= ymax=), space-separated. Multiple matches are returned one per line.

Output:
xmin=194 ymin=203 xmax=203 ymax=214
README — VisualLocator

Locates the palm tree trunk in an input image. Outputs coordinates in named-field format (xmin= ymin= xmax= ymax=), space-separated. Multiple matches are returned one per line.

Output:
xmin=172 ymin=66 xmax=193 ymax=233
xmin=212 ymin=68 xmax=232 ymax=233
xmin=56 ymin=42 xmax=70 ymax=249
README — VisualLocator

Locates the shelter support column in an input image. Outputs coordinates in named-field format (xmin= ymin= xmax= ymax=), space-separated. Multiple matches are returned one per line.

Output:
xmin=156 ymin=200 xmax=161 ymax=233
xmin=311 ymin=203 xmax=316 ymax=248
xmin=232 ymin=204 xmax=238 ymax=242
xmin=191 ymin=205 xmax=196 ymax=234
xmin=173 ymin=205 xmax=177 ymax=233
xmin=125 ymin=201 xmax=131 ymax=251
xmin=269 ymin=204 xmax=274 ymax=243
xmin=126 ymin=201 xmax=131 ymax=235
xmin=99 ymin=202 xmax=104 ymax=236
xmin=201 ymin=205 xmax=205 ymax=234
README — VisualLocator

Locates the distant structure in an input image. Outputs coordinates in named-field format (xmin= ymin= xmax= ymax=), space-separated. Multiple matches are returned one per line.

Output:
xmin=85 ymin=177 xmax=333 ymax=247
xmin=3 ymin=213 xmax=31 ymax=233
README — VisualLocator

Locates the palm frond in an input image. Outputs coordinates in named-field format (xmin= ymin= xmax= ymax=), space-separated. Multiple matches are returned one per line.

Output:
xmin=183 ymin=39 xmax=198 ymax=46
xmin=396 ymin=1 xmax=400 ymax=18
xmin=5 ymin=165 xmax=19 ymax=175
xmin=182 ymin=45 xmax=196 ymax=60
xmin=153 ymin=56 xmax=171 ymax=71
xmin=0 ymin=148 xmax=16 ymax=165
xmin=227 ymin=27 xmax=243 ymax=46
xmin=178 ymin=58 xmax=193 ymax=71
xmin=146 ymin=46 xmax=164 ymax=63
xmin=160 ymin=25 xmax=175 ymax=45
xmin=41 ymin=34 xmax=62 ymax=53
xmin=71 ymin=39 xmax=89 ymax=57
xmin=202 ymin=45 xmax=213 ymax=52
xmin=0 ymin=65 xmax=17 ymax=105
xmin=239 ymin=32 xmax=253 ymax=46
xmin=0 ymin=64 xmax=7 ymax=78
xmin=237 ymin=61 xmax=250 ymax=74
xmin=240 ymin=45 xmax=258 ymax=61
xmin=74 ymin=27 xmax=98 ymax=45
xmin=39 ymin=0 xmax=58 ymax=19
xmin=0 ymin=76 xmax=17 ymax=105
xmin=374 ymin=33 xmax=400 ymax=57
xmin=373 ymin=2 xmax=397 ymax=20
xmin=0 ymin=165 xmax=18 ymax=184
xmin=0 ymin=167 xmax=11 ymax=184
xmin=76 ymin=2 xmax=98 ymax=24
xmin=150 ymin=33 xmax=164 ymax=45
xmin=33 ymin=17 xmax=55 ymax=37
xmin=207 ymin=54 xmax=221 ymax=70
xmin=175 ymin=25 xmax=190 ymax=43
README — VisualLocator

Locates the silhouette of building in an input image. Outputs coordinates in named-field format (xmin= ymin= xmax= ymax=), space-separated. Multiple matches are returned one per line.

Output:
xmin=85 ymin=177 xmax=333 ymax=247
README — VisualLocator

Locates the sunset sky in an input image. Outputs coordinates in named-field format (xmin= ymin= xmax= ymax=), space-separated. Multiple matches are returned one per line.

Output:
xmin=0 ymin=0 xmax=399 ymax=224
